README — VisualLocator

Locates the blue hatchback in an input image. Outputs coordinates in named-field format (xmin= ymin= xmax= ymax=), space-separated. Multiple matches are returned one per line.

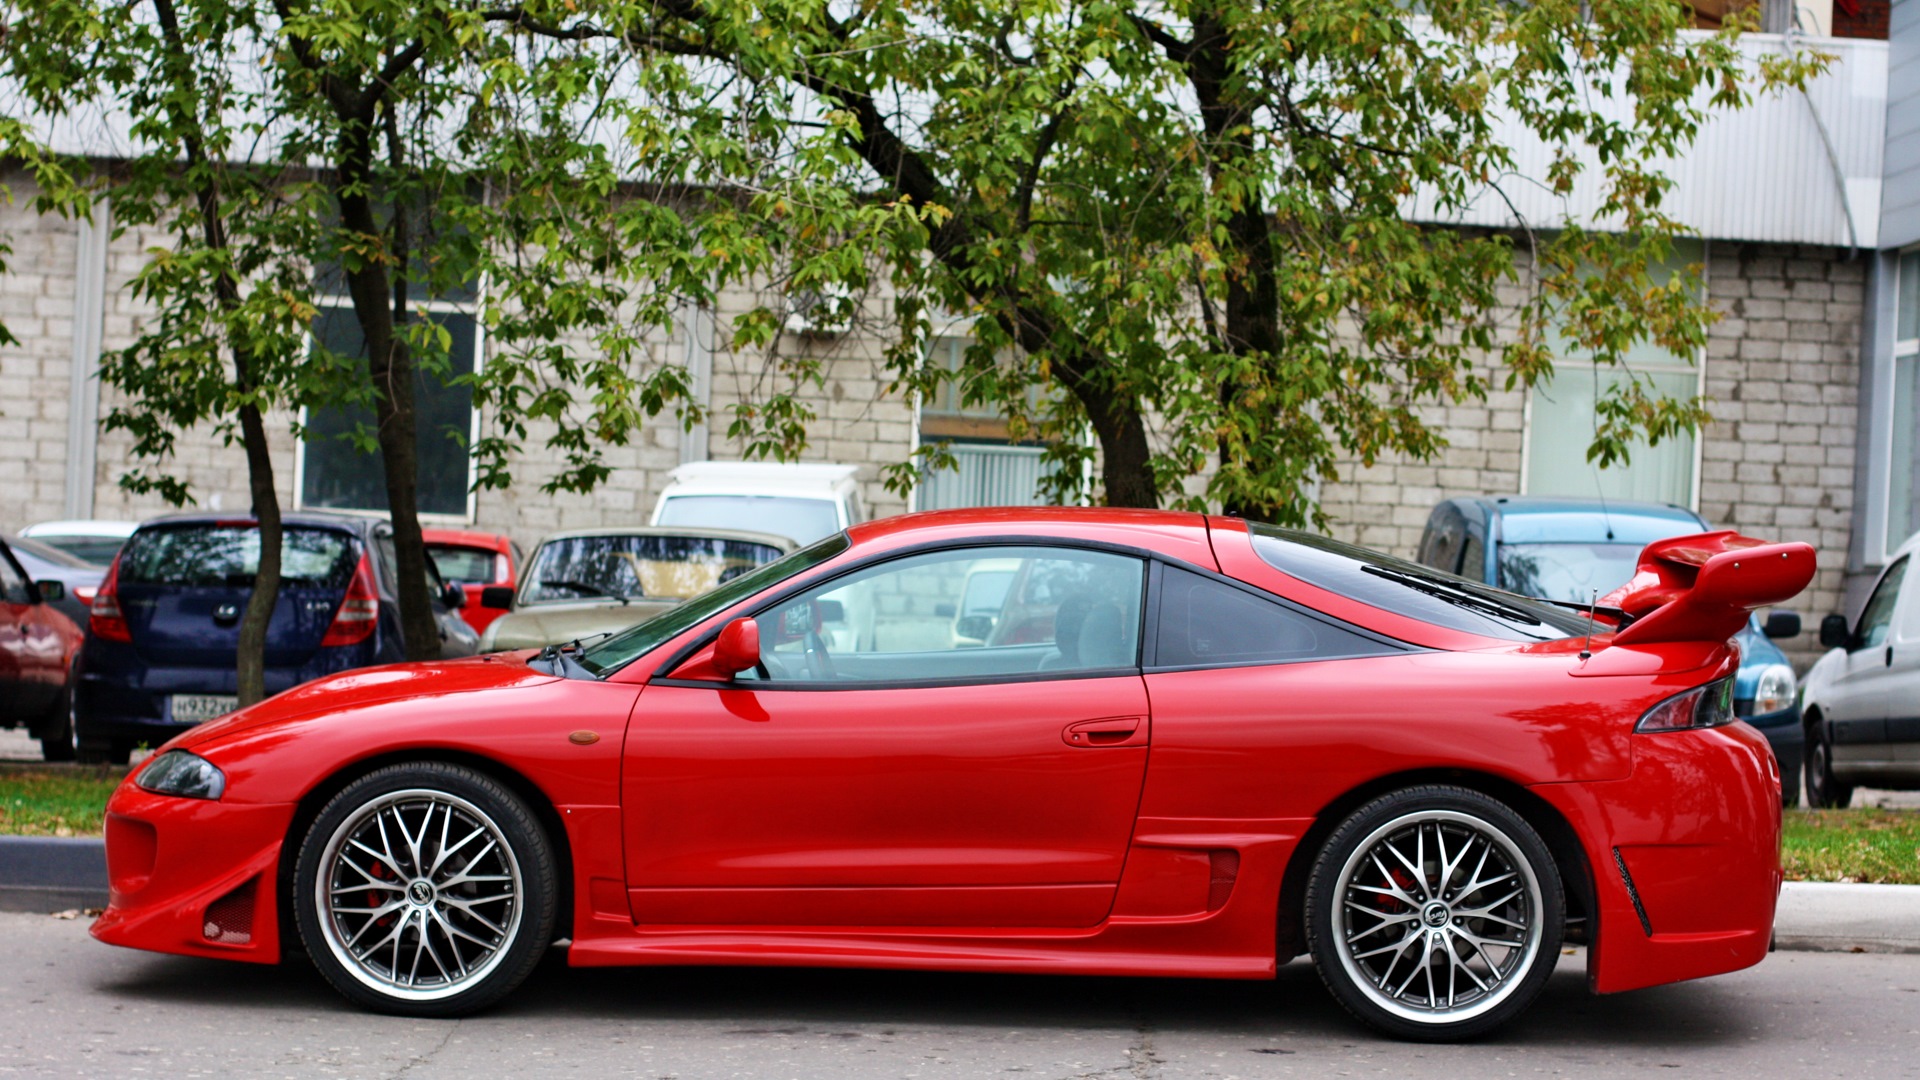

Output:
xmin=1416 ymin=496 xmax=1805 ymax=805
xmin=75 ymin=511 xmax=478 ymax=763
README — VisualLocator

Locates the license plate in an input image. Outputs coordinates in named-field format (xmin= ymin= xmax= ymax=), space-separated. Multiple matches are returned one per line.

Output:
xmin=170 ymin=694 xmax=238 ymax=724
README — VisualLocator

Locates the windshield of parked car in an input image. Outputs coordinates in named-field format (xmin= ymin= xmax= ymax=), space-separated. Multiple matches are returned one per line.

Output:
xmin=576 ymin=533 xmax=850 ymax=676
xmin=118 ymin=526 xmax=357 ymax=589
xmin=655 ymin=495 xmax=840 ymax=545
xmin=26 ymin=534 xmax=127 ymax=566
xmin=521 ymin=534 xmax=789 ymax=605
xmin=1497 ymin=542 xmax=1646 ymax=605
xmin=1248 ymin=523 xmax=1589 ymax=642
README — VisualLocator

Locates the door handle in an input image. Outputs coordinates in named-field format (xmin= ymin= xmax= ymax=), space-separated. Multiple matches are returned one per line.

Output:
xmin=1887 ymin=646 xmax=1894 ymax=667
xmin=1062 ymin=716 xmax=1148 ymax=748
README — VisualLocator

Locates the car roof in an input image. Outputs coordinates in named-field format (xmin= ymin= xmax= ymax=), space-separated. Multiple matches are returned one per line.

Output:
xmin=846 ymin=506 xmax=1218 ymax=565
xmin=661 ymin=461 xmax=861 ymax=496
xmin=133 ymin=510 xmax=384 ymax=535
xmin=21 ymin=519 xmax=140 ymax=538
xmin=1446 ymin=496 xmax=1706 ymax=546
xmin=530 ymin=525 xmax=799 ymax=550
xmin=421 ymin=528 xmax=513 ymax=553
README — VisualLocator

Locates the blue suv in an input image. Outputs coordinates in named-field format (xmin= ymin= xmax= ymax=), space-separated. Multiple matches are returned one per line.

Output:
xmin=75 ymin=511 xmax=478 ymax=762
xmin=1417 ymin=496 xmax=1805 ymax=805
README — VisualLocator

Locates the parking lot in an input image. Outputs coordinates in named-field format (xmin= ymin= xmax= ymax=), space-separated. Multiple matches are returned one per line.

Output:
xmin=0 ymin=909 xmax=1915 ymax=1080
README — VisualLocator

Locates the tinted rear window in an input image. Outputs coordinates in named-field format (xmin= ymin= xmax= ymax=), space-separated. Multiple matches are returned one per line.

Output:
xmin=119 ymin=527 xmax=357 ymax=589
xmin=428 ymin=544 xmax=498 ymax=584
xmin=1248 ymin=523 xmax=1588 ymax=642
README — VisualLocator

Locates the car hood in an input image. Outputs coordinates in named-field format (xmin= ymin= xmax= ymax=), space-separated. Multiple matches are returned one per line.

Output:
xmin=169 ymin=653 xmax=560 ymax=751
xmin=481 ymin=599 xmax=679 ymax=651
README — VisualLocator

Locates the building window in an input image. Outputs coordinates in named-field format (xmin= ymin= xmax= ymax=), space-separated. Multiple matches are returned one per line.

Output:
xmin=1524 ymin=244 xmax=1703 ymax=508
xmin=1888 ymin=250 xmax=1920 ymax=555
xmin=914 ymin=336 xmax=1058 ymax=511
xmin=297 ymin=303 xmax=480 ymax=519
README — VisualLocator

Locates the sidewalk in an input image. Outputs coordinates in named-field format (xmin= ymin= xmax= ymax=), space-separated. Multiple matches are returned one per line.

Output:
xmin=4 ymin=832 xmax=1917 ymax=951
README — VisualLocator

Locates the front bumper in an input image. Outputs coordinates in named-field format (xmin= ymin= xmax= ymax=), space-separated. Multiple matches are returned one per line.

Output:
xmin=89 ymin=780 xmax=295 ymax=965
xmin=1532 ymin=720 xmax=1782 ymax=995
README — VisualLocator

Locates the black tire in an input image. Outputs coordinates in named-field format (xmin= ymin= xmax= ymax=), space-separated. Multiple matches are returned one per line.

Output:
xmin=293 ymin=762 xmax=557 ymax=1017
xmin=1779 ymin=758 xmax=1803 ymax=809
xmin=1804 ymin=714 xmax=1854 ymax=809
xmin=38 ymin=662 xmax=78 ymax=763
xmin=1305 ymin=785 xmax=1564 ymax=1042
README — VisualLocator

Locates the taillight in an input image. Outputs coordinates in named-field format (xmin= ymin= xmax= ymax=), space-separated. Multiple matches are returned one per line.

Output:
xmin=89 ymin=557 xmax=132 ymax=642
xmin=1635 ymin=677 xmax=1736 ymax=733
xmin=321 ymin=554 xmax=379 ymax=647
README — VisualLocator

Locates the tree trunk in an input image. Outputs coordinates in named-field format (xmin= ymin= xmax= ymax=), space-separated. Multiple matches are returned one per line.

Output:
xmin=335 ymin=122 xmax=442 ymax=662
xmin=150 ymin=0 xmax=282 ymax=705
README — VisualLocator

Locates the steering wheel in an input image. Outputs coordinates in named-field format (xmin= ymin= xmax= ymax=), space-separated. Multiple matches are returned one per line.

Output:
xmin=803 ymin=627 xmax=836 ymax=680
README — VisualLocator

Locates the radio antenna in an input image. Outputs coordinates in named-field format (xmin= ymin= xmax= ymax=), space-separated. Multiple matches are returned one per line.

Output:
xmin=1580 ymin=589 xmax=1597 ymax=661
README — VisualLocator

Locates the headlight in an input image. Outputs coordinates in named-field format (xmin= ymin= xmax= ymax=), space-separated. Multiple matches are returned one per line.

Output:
xmin=1751 ymin=663 xmax=1796 ymax=715
xmin=136 ymin=750 xmax=226 ymax=800
xmin=1636 ymin=677 xmax=1736 ymax=733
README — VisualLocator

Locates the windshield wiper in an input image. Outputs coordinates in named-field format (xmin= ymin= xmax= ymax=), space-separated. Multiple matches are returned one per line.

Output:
xmin=537 ymin=578 xmax=631 ymax=605
xmin=1360 ymin=565 xmax=1547 ymax=627
xmin=531 ymin=632 xmax=616 ymax=680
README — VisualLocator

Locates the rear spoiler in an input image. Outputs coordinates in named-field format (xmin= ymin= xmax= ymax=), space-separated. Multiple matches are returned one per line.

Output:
xmin=1598 ymin=531 xmax=1815 ymax=647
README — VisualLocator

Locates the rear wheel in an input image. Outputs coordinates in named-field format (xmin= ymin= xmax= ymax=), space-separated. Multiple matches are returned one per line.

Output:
xmin=38 ymin=662 xmax=77 ymax=762
xmin=294 ymin=762 xmax=557 ymax=1017
xmin=1804 ymin=715 xmax=1854 ymax=809
xmin=1306 ymin=786 xmax=1563 ymax=1041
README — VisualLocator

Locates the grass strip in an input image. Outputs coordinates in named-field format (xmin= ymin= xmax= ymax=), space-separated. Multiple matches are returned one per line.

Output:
xmin=0 ymin=764 xmax=127 ymax=837
xmin=1783 ymin=808 xmax=1920 ymax=885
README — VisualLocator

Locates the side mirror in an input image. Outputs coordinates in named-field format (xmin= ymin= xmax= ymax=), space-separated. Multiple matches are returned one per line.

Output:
xmin=1763 ymin=611 xmax=1801 ymax=640
xmin=441 ymin=583 xmax=467 ymax=609
xmin=815 ymin=598 xmax=845 ymax=623
xmin=954 ymin=614 xmax=994 ymax=641
xmin=1819 ymin=613 xmax=1850 ymax=650
xmin=480 ymin=585 xmax=515 ymax=611
xmin=34 ymin=580 xmax=65 ymax=603
xmin=713 ymin=617 xmax=761 ymax=676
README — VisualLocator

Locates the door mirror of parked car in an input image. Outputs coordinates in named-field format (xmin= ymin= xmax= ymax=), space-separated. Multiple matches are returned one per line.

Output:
xmin=33 ymin=580 xmax=64 ymax=603
xmin=1819 ymin=614 xmax=1850 ymax=649
xmin=480 ymin=586 xmax=515 ymax=611
xmin=1763 ymin=611 xmax=1801 ymax=639
xmin=441 ymin=583 xmax=466 ymax=610
xmin=713 ymin=617 xmax=761 ymax=676
xmin=954 ymin=614 xmax=995 ymax=642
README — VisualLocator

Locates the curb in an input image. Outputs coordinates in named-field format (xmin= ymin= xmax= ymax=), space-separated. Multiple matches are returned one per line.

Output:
xmin=0 ymin=836 xmax=107 ymax=913
xmin=3 ymin=836 xmax=1919 ymax=953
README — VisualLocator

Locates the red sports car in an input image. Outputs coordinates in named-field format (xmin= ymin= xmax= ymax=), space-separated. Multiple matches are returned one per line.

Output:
xmin=91 ymin=509 xmax=1811 ymax=1040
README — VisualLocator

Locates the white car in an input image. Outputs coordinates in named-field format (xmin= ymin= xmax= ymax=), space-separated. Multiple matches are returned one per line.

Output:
xmin=651 ymin=461 xmax=866 ymax=545
xmin=20 ymin=519 xmax=139 ymax=566
xmin=1800 ymin=528 xmax=1920 ymax=807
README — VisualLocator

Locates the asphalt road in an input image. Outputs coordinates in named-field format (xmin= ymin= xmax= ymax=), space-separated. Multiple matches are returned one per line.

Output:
xmin=3 ymin=912 xmax=1918 ymax=1079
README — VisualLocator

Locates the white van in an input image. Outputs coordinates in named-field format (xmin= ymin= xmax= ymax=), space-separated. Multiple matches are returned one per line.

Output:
xmin=650 ymin=462 xmax=865 ymax=545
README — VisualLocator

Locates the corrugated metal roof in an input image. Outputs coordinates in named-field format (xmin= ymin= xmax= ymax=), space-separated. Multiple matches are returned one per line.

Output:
xmin=1407 ymin=31 xmax=1887 ymax=248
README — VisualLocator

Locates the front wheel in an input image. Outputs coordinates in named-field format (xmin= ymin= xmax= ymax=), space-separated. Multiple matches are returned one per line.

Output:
xmin=1305 ymin=786 xmax=1564 ymax=1041
xmin=38 ymin=662 xmax=78 ymax=762
xmin=293 ymin=762 xmax=557 ymax=1017
xmin=1804 ymin=716 xmax=1854 ymax=809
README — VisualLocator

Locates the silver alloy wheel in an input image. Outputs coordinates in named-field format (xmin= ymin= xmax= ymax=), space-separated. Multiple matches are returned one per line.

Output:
xmin=1330 ymin=808 xmax=1545 ymax=1025
xmin=314 ymin=788 xmax=524 ymax=1003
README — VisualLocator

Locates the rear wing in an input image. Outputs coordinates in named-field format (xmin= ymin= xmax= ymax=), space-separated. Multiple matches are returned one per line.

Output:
xmin=1599 ymin=531 xmax=1815 ymax=647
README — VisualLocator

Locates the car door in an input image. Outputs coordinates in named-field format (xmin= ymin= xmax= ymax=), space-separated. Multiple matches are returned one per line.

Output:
xmin=622 ymin=544 xmax=1151 ymax=929
xmin=1827 ymin=555 xmax=1906 ymax=765
xmin=1882 ymin=559 xmax=1920 ymax=774
xmin=0 ymin=546 xmax=34 ymax=723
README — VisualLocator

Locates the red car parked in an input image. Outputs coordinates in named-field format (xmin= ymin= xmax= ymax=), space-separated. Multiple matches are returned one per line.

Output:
xmin=90 ymin=509 xmax=1808 ymax=1039
xmin=0 ymin=535 xmax=86 ymax=760
xmin=422 ymin=529 xmax=520 ymax=636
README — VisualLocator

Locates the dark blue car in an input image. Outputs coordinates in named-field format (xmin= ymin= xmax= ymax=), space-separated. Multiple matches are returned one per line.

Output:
xmin=1417 ymin=496 xmax=1805 ymax=805
xmin=74 ymin=511 xmax=478 ymax=763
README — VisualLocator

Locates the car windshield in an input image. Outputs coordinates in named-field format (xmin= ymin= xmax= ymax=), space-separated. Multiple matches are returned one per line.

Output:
xmin=117 ymin=526 xmax=357 ymax=589
xmin=577 ymin=533 xmax=850 ymax=676
xmin=521 ymin=534 xmax=789 ymax=605
xmin=1497 ymin=542 xmax=1646 ymax=604
xmin=1248 ymin=523 xmax=1589 ymax=642
xmin=656 ymin=495 xmax=841 ymax=544
xmin=3 ymin=534 xmax=93 ymax=570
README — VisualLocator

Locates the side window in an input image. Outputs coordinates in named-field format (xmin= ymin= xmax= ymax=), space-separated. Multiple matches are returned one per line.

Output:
xmin=1418 ymin=518 xmax=1459 ymax=574
xmin=747 ymin=546 xmax=1145 ymax=683
xmin=0 ymin=549 xmax=30 ymax=605
xmin=1854 ymin=556 xmax=1908 ymax=650
xmin=1152 ymin=567 xmax=1390 ymax=668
